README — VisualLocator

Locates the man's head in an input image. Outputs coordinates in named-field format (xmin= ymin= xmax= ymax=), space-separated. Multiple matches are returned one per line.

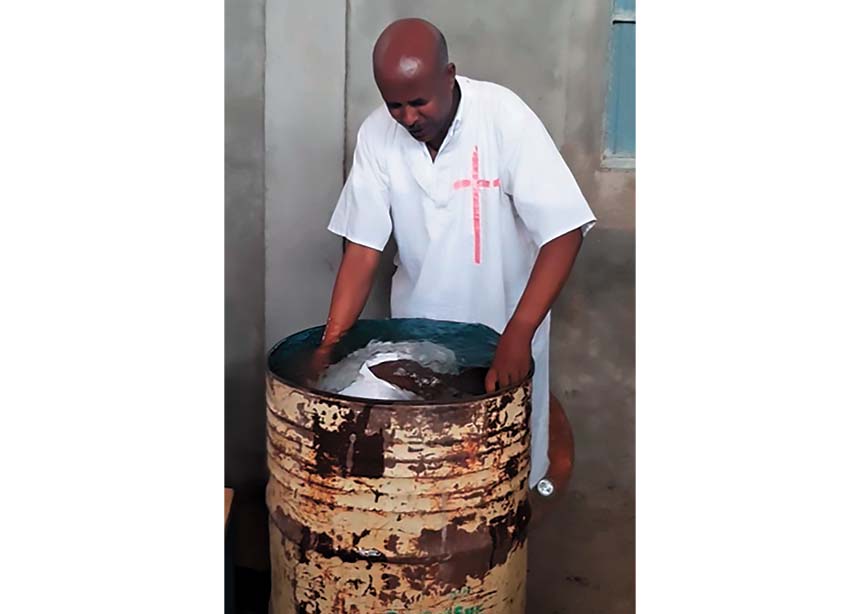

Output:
xmin=372 ymin=18 xmax=457 ymax=144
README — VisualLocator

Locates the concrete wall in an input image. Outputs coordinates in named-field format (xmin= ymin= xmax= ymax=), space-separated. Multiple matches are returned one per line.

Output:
xmin=264 ymin=0 xmax=349 ymax=349
xmin=226 ymin=0 xmax=267 ymax=569
xmin=346 ymin=1 xmax=573 ymax=159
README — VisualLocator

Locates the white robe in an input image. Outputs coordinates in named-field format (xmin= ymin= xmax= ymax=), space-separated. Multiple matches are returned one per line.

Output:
xmin=328 ymin=76 xmax=596 ymax=486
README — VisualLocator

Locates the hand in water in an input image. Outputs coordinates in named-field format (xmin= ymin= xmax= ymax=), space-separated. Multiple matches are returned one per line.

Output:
xmin=305 ymin=344 xmax=334 ymax=386
xmin=484 ymin=321 xmax=533 ymax=392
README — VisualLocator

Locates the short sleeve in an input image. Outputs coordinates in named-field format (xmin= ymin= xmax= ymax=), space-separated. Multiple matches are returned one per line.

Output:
xmin=327 ymin=123 xmax=392 ymax=252
xmin=501 ymin=103 xmax=596 ymax=247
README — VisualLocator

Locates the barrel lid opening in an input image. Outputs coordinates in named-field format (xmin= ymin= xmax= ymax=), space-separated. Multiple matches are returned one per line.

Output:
xmin=266 ymin=318 xmax=534 ymax=405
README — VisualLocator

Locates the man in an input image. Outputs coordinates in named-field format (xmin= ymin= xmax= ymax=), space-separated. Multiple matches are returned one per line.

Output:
xmin=319 ymin=18 xmax=595 ymax=488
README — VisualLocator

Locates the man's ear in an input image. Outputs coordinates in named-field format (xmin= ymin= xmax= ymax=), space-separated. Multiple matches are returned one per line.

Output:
xmin=447 ymin=63 xmax=456 ymax=88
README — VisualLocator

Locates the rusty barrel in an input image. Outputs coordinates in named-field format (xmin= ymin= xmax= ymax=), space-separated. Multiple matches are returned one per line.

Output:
xmin=265 ymin=319 xmax=532 ymax=613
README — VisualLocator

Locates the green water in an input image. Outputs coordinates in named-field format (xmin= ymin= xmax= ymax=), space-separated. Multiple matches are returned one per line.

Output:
xmin=267 ymin=318 xmax=501 ymax=389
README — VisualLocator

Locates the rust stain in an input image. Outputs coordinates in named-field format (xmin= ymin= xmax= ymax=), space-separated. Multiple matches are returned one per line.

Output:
xmin=381 ymin=573 xmax=400 ymax=590
xmin=384 ymin=534 xmax=400 ymax=554
xmin=504 ymin=456 xmax=520 ymax=480
xmin=266 ymin=370 xmax=531 ymax=613
xmin=312 ymin=406 xmax=385 ymax=478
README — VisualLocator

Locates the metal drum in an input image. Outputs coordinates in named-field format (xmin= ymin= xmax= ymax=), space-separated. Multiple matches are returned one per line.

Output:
xmin=265 ymin=319 xmax=532 ymax=613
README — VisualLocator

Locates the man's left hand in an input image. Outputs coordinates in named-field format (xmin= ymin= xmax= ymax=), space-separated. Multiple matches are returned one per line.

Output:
xmin=485 ymin=321 xmax=534 ymax=392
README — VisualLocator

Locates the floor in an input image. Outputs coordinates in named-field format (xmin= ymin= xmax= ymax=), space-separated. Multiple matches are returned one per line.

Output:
xmin=524 ymin=225 xmax=636 ymax=613
xmin=526 ymin=484 xmax=635 ymax=613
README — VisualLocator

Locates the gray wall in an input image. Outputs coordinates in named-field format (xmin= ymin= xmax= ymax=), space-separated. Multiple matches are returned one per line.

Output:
xmin=226 ymin=0 xmax=266 ymax=569
xmin=264 ymin=0 xmax=352 ymax=349
xmin=236 ymin=0 xmax=635 ymax=606
xmin=346 ymin=1 xmax=573 ymax=160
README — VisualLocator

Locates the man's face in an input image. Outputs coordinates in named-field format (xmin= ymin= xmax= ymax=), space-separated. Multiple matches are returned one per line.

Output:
xmin=376 ymin=65 xmax=455 ymax=143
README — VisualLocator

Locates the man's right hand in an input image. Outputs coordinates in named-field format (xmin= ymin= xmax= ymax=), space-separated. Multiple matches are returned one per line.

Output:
xmin=309 ymin=240 xmax=382 ymax=385
xmin=305 ymin=343 xmax=334 ymax=386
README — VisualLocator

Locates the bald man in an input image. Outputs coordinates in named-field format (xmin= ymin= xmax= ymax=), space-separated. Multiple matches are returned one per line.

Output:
xmin=321 ymin=18 xmax=595 ymax=488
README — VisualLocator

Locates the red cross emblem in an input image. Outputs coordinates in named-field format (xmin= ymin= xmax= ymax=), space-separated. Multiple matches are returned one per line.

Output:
xmin=452 ymin=146 xmax=500 ymax=264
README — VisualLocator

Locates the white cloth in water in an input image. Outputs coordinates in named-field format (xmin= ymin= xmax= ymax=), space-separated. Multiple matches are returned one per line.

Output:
xmin=318 ymin=340 xmax=458 ymax=400
xmin=337 ymin=352 xmax=418 ymax=400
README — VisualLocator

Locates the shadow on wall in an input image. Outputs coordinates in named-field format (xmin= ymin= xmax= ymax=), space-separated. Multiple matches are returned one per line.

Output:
xmin=571 ymin=224 xmax=635 ymax=300
xmin=225 ymin=352 xmax=269 ymax=571
xmin=225 ymin=358 xmax=267 ymax=492
xmin=551 ymin=223 xmax=635 ymax=413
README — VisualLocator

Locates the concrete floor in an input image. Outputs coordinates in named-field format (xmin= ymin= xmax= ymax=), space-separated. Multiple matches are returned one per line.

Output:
xmin=525 ymin=225 xmax=636 ymax=614
xmin=527 ymin=482 xmax=635 ymax=613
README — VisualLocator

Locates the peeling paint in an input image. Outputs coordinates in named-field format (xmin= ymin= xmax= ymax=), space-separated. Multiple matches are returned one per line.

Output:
xmin=266 ymin=370 xmax=532 ymax=612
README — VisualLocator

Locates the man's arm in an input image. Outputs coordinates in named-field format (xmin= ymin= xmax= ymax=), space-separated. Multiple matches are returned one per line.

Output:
xmin=322 ymin=240 xmax=382 ymax=345
xmin=305 ymin=240 xmax=381 ymax=384
xmin=485 ymin=227 xmax=584 ymax=392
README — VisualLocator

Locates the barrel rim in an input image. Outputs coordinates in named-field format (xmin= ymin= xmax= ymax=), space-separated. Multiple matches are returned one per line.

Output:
xmin=266 ymin=318 xmax=535 ymax=407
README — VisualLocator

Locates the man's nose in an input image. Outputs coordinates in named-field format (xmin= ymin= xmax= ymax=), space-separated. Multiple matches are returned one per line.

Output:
xmin=401 ymin=106 xmax=419 ymax=127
